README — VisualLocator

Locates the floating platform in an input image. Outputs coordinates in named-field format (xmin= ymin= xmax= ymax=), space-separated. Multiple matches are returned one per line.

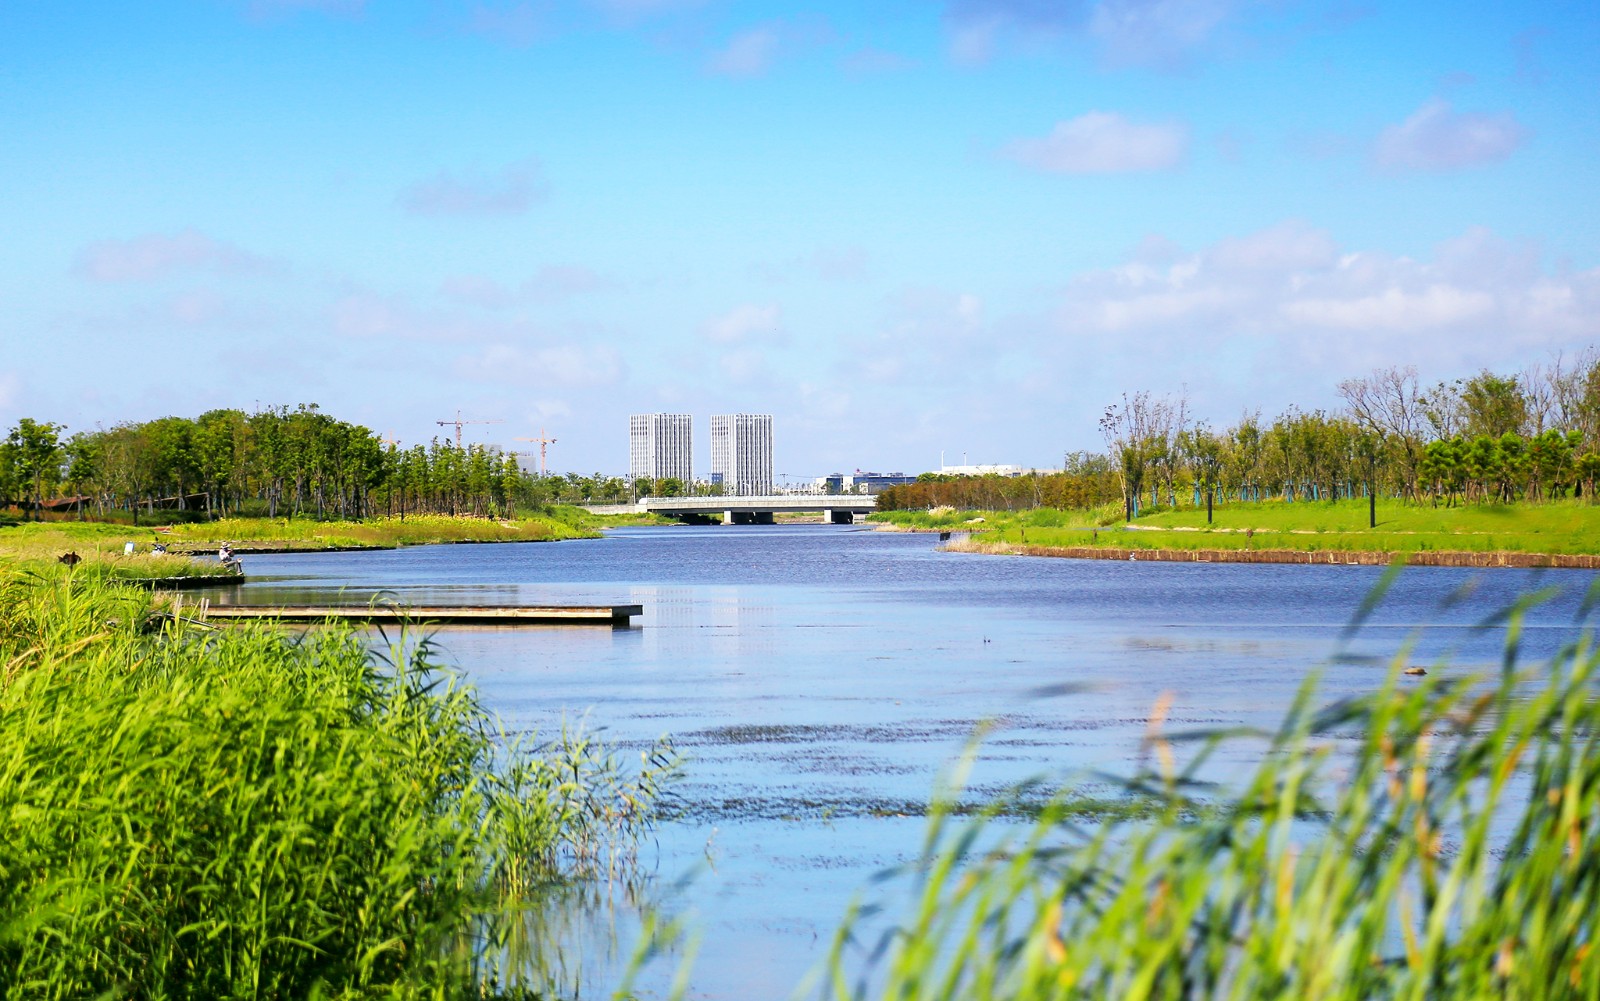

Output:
xmin=196 ymin=604 xmax=642 ymax=627
xmin=129 ymin=574 xmax=244 ymax=589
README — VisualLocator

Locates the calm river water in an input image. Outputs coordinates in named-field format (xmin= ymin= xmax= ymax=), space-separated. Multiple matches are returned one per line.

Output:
xmin=193 ymin=525 xmax=1599 ymax=998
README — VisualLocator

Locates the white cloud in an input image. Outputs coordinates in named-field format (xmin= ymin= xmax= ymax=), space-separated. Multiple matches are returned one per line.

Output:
xmin=1375 ymin=99 xmax=1527 ymax=172
xmin=1206 ymin=219 xmax=1339 ymax=273
xmin=333 ymin=294 xmax=415 ymax=339
xmin=852 ymin=288 xmax=990 ymax=386
xmin=1089 ymin=0 xmax=1235 ymax=68
xmin=841 ymin=46 xmax=917 ymax=76
xmin=705 ymin=17 xmax=832 ymax=77
xmin=1004 ymin=112 xmax=1188 ymax=173
xmin=1280 ymin=285 xmax=1496 ymax=331
xmin=76 ymin=229 xmax=268 ymax=282
xmin=588 ymin=0 xmax=704 ymax=22
xmin=440 ymin=275 xmax=516 ymax=309
xmin=944 ymin=0 xmax=1246 ymax=67
xmin=455 ymin=343 xmax=625 ymax=387
xmin=1053 ymin=222 xmax=1600 ymax=376
xmin=943 ymin=0 xmax=1078 ymax=63
xmin=525 ymin=264 xmax=611 ymax=300
xmin=718 ymin=348 xmax=771 ymax=384
xmin=441 ymin=265 xmax=612 ymax=308
xmin=398 ymin=159 xmax=546 ymax=216
xmin=704 ymin=304 xmax=783 ymax=344
xmin=331 ymin=292 xmax=485 ymax=341
xmin=708 ymin=25 xmax=782 ymax=77
xmin=463 ymin=2 xmax=547 ymax=46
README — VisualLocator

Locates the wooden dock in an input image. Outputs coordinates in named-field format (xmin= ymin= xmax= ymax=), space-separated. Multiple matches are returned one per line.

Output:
xmin=195 ymin=604 xmax=643 ymax=627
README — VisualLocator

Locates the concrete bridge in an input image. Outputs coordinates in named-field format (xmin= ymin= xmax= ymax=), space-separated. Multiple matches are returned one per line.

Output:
xmin=583 ymin=494 xmax=879 ymax=524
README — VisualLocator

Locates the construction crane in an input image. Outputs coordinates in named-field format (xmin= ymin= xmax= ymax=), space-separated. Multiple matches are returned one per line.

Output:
xmin=435 ymin=410 xmax=504 ymax=448
xmin=515 ymin=429 xmax=558 ymax=476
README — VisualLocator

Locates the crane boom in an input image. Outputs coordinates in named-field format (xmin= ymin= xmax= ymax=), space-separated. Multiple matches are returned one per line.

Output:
xmin=514 ymin=429 xmax=558 ymax=475
xmin=435 ymin=410 xmax=504 ymax=447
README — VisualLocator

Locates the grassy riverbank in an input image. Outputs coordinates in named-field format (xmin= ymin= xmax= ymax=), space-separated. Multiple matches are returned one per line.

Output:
xmin=873 ymin=498 xmax=1600 ymax=561
xmin=0 ymin=509 xmax=604 ymax=580
xmin=0 ymin=570 xmax=677 ymax=997
xmin=163 ymin=508 xmax=601 ymax=550
xmin=0 ymin=521 xmax=238 ymax=581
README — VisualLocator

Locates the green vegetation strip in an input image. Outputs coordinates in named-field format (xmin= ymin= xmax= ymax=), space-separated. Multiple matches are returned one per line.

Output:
xmin=163 ymin=511 xmax=601 ymax=549
xmin=0 ymin=510 xmax=603 ymax=582
xmin=875 ymin=497 xmax=1600 ymax=562
xmin=0 ymin=571 xmax=677 ymax=998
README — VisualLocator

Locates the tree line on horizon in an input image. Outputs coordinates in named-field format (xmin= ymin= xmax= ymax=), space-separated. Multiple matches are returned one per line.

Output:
xmin=8 ymin=350 xmax=1600 ymax=523
xmin=877 ymin=350 xmax=1600 ymax=517
xmin=0 ymin=405 xmax=645 ymax=523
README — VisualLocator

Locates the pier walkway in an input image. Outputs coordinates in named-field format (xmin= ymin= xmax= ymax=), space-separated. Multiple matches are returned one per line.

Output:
xmin=192 ymin=604 xmax=642 ymax=627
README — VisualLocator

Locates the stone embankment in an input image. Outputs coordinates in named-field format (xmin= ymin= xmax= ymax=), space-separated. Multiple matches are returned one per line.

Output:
xmin=947 ymin=539 xmax=1600 ymax=569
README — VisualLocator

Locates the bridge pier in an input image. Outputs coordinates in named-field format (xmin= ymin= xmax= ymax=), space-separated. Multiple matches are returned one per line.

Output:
xmin=821 ymin=509 xmax=854 ymax=525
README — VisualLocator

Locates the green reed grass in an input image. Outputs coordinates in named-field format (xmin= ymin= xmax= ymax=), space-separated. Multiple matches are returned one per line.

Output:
xmin=818 ymin=581 xmax=1600 ymax=1000
xmin=166 ymin=512 xmax=599 ymax=550
xmin=0 ymin=571 xmax=676 ymax=999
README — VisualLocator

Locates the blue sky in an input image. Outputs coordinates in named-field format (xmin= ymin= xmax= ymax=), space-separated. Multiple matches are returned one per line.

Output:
xmin=2 ymin=1 xmax=1596 ymax=478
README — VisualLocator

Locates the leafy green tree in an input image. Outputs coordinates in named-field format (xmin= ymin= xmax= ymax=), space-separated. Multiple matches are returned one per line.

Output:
xmin=194 ymin=409 xmax=244 ymax=517
xmin=1461 ymin=371 xmax=1529 ymax=439
xmin=63 ymin=433 xmax=100 ymax=519
xmin=1180 ymin=424 xmax=1225 ymax=523
xmin=6 ymin=418 xmax=63 ymax=520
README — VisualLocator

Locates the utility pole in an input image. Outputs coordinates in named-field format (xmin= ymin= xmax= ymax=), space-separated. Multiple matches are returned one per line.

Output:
xmin=515 ymin=429 xmax=558 ymax=475
xmin=435 ymin=410 xmax=504 ymax=448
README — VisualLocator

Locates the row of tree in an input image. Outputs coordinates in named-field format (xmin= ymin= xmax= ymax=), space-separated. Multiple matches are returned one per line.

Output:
xmin=7 ymin=351 xmax=1598 ymax=523
xmin=875 ymin=453 xmax=1122 ymax=512
xmin=0 ymin=406 xmax=646 ymax=522
xmin=1097 ymin=351 xmax=1600 ymax=520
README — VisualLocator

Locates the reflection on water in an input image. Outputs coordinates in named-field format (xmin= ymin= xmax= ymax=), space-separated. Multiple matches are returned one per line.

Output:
xmin=187 ymin=525 xmax=1600 ymax=998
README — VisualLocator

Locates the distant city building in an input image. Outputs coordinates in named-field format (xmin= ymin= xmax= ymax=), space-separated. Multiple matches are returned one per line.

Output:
xmin=816 ymin=471 xmax=918 ymax=495
xmin=938 ymin=463 xmax=1025 ymax=477
xmin=710 ymin=413 xmax=773 ymax=495
xmin=629 ymin=413 xmax=693 ymax=485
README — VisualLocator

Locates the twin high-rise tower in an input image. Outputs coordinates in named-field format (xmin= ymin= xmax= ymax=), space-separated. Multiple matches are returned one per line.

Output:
xmin=710 ymin=413 xmax=774 ymax=496
xmin=628 ymin=413 xmax=693 ymax=485
xmin=629 ymin=413 xmax=773 ymax=495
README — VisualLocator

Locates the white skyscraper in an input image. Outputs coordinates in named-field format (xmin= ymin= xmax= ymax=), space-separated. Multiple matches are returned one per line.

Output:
xmin=710 ymin=413 xmax=773 ymax=496
xmin=629 ymin=413 xmax=693 ymax=486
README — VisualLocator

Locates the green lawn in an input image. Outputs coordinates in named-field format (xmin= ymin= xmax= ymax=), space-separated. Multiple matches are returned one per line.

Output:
xmin=875 ymin=498 xmax=1600 ymax=555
